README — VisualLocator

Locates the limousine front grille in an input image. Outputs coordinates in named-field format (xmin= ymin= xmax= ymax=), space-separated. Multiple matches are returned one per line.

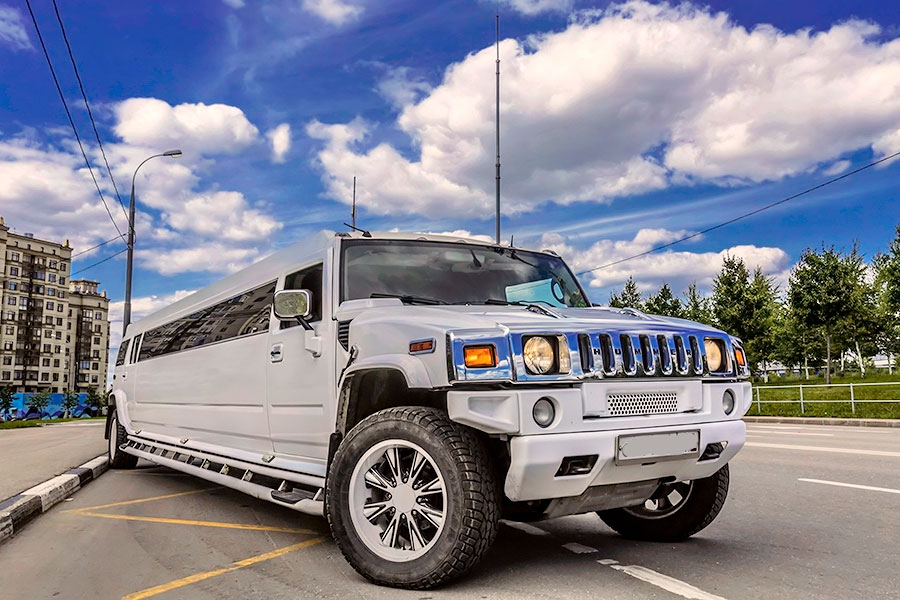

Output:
xmin=607 ymin=391 xmax=679 ymax=417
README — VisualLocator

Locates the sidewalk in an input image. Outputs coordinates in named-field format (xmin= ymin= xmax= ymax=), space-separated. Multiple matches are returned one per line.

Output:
xmin=744 ymin=416 xmax=900 ymax=428
xmin=0 ymin=421 xmax=107 ymax=500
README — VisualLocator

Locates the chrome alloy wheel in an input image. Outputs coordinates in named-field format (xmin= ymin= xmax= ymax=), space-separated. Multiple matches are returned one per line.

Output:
xmin=348 ymin=439 xmax=447 ymax=562
xmin=625 ymin=480 xmax=694 ymax=519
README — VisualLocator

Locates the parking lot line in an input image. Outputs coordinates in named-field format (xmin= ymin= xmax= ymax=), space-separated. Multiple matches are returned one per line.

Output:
xmin=67 ymin=487 xmax=216 ymax=513
xmin=745 ymin=442 xmax=900 ymax=457
xmin=122 ymin=537 xmax=324 ymax=600
xmin=798 ymin=478 xmax=900 ymax=495
xmin=600 ymin=560 xmax=728 ymax=600
xmin=73 ymin=510 xmax=319 ymax=534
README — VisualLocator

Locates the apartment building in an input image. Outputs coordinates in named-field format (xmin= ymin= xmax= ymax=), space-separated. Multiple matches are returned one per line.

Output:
xmin=0 ymin=217 xmax=111 ymax=394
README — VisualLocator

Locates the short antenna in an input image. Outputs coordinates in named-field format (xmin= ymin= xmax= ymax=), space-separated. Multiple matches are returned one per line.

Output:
xmin=494 ymin=13 xmax=501 ymax=245
xmin=351 ymin=175 xmax=357 ymax=229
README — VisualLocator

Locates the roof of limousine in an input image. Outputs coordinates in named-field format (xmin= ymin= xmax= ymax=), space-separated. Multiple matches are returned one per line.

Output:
xmin=125 ymin=230 xmax=533 ymax=337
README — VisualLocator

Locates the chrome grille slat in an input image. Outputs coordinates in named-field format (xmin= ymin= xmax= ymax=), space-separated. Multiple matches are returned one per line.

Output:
xmin=607 ymin=391 xmax=679 ymax=416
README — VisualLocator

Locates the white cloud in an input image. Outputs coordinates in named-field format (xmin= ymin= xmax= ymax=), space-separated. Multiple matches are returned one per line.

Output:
xmin=138 ymin=243 xmax=261 ymax=276
xmin=308 ymin=1 xmax=900 ymax=219
xmin=114 ymin=98 xmax=259 ymax=155
xmin=541 ymin=228 xmax=791 ymax=295
xmin=499 ymin=0 xmax=573 ymax=15
xmin=376 ymin=67 xmax=433 ymax=110
xmin=266 ymin=123 xmax=291 ymax=163
xmin=301 ymin=0 xmax=362 ymax=25
xmin=0 ymin=5 xmax=31 ymax=51
xmin=823 ymin=160 xmax=851 ymax=176
xmin=1 ymin=97 xmax=281 ymax=276
xmin=221 ymin=0 xmax=245 ymax=7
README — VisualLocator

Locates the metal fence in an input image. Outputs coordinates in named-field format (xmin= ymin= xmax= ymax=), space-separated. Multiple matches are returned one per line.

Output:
xmin=753 ymin=381 xmax=900 ymax=413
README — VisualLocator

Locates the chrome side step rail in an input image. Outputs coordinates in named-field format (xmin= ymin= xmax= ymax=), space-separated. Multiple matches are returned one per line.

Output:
xmin=122 ymin=436 xmax=324 ymax=517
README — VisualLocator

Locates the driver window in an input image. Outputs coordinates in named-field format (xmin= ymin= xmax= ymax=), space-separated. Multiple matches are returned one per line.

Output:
xmin=281 ymin=263 xmax=323 ymax=328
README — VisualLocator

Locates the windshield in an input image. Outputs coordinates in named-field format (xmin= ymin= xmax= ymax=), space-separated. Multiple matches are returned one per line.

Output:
xmin=341 ymin=239 xmax=589 ymax=307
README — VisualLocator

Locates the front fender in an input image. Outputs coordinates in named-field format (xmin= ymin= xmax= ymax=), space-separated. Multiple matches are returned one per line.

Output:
xmin=341 ymin=354 xmax=434 ymax=389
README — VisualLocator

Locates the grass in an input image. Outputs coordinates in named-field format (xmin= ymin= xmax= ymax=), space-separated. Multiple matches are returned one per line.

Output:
xmin=753 ymin=371 xmax=900 ymax=386
xmin=0 ymin=416 xmax=105 ymax=430
xmin=747 ymin=375 xmax=900 ymax=419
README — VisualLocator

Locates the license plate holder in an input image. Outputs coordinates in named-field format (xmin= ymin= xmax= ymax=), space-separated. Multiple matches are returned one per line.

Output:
xmin=615 ymin=430 xmax=701 ymax=465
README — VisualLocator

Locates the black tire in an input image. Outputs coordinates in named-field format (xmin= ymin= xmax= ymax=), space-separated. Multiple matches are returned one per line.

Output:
xmin=598 ymin=464 xmax=729 ymax=542
xmin=108 ymin=413 xmax=138 ymax=469
xmin=326 ymin=406 xmax=499 ymax=589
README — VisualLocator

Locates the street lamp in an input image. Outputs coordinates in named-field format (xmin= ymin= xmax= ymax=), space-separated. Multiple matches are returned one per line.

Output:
xmin=123 ymin=149 xmax=183 ymax=332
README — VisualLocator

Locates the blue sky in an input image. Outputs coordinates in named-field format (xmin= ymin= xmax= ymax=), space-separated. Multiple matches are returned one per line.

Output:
xmin=2 ymin=0 xmax=899 ymax=350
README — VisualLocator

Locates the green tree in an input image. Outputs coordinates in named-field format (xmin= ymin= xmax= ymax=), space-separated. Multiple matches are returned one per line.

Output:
xmin=26 ymin=390 xmax=51 ymax=419
xmin=643 ymin=283 xmax=684 ymax=318
xmin=62 ymin=390 xmax=79 ymax=419
xmin=746 ymin=268 xmax=780 ymax=377
xmin=609 ymin=276 xmax=643 ymax=310
xmin=0 ymin=386 xmax=15 ymax=421
xmin=682 ymin=282 xmax=714 ymax=325
xmin=86 ymin=388 xmax=103 ymax=415
xmin=788 ymin=245 xmax=867 ymax=384
xmin=772 ymin=306 xmax=825 ymax=379
xmin=874 ymin=224 xmax=900 ymax=372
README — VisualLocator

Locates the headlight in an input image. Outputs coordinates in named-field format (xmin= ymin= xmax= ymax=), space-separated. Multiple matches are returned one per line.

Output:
xmin=523 ymin=336 xmax=555 ymax=374
xmin=704 ymin=338 xmax=726 ymax=372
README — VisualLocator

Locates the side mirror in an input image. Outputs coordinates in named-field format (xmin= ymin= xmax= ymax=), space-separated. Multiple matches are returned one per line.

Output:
xmin=273 ymin=289 xmax=312 ymax=320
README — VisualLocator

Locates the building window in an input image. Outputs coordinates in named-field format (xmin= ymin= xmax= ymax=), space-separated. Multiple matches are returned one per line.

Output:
xmin=6 ymin=296 xmax=14 ymax=306
xmin=45 ymin=316 xmax=53 ymax=325
xmin=48 ymin=288 xmax=56 ymax=297
xmin=94 ymin=324 xmax=101 ymax=333
xmin=41 ymin=372 xmax=49 ymax=381
xmin=19 ymin=297 xmax=27 ymax=307
xmin=46 ymin=301 xmax=54 ymax=310
xmin=58 ymin=291 xmax=65 ymax=299
xmin=2 ymin=357 xmax=10 ymax=365
xmin=60 ymin=263 xmax=67 ymax=272
xmin=48 ymin=273 xmax=56 ymax=282
xmin=52 ymin=373 xmax=59 ymax=382
xmin=53 ymin=359 xmax=59 ymax=367
xmin=2 ymin=342 xmax=12 ymax=351
xmin=54 ymin=345 xmax=61 ymax=353
xmin=9 ymin=267 xmax=18 ymax=276
xmin=49 ymin=260 xmax=57 ymax=269
xmin=57 ymin=318 xmax=63 ymax=326
xmin=1 ymin=371 xmax=9 ymax=381
xmin=94 ymin=337 xmax=100 ymax=345
xmin=55 ymin=331 xmax=61 ymax=340
xmin=91 ymin=350 xmax=99 ymax=358
xmin=57 ymin=304 xmax=63 ymax=312
xmin=42 ymin=358 xmax=50 ymax=366
xmin=10 ymin=252 xmax=20 ymax=261
xmin=4 ymin=326 xmax=13 ymax=335
xmin=45 ymin=329 xmax=53 ymax=338
xmin=92 ymin=362 xmax=99 ymax=370
xmin=91 ymin=375 xmax=98 ymax=384
xmin=59 ymin=276 xmax=66 ymax=285
xmin=79 ymin=360 xmax=90 ymax=370
xmin=95 ymin=311 xmax=103 ymax=319
xmin=7 ymin=282 xmax=16 ymax=291
xmin=43 ymin=344 xmax=50 ymax=352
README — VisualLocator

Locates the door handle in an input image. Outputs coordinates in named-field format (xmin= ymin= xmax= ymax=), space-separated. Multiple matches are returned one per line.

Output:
xmin=270 ymin=344 xmax=284 ymax=363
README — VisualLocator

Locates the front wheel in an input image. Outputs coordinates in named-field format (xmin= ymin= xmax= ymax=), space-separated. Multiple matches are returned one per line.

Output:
xmin=598 ymin=464 xmax=729 ymax=542
xmin=108 ymin=413 xmax=138 ymax=469
xmin=326 ymin=407 xmax=499 ymax=589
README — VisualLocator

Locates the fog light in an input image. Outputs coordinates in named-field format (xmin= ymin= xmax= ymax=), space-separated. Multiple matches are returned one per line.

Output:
xmin=533 ymin=397 xmax=556 ymax=428
xmin=722 ymin=389 xmax=736 ymax=415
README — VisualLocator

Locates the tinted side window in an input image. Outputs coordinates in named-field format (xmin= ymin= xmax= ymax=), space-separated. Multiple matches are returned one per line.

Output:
xmin=138 ymin=281 xmax=276 ymax=361
xmin=282 ymin=264 xmax=323 ymax=328
xmin=116 ymin=339 xmax=130 ymax=366
xmin=130 ymin=333 xmax=142 ymax=363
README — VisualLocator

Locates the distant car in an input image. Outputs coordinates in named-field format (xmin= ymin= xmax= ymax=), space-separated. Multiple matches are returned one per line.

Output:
xmin=108 ymin=231 xmax=752 ymax=589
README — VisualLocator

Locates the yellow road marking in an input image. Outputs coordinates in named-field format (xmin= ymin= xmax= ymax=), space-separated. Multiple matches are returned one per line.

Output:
xmin=74 ymin=510 xmax=318 ymax=534
xmin=122 ymin=537 xmax=324 ymax=600
xmin=66 ymin=488 xmax=216 ymax=513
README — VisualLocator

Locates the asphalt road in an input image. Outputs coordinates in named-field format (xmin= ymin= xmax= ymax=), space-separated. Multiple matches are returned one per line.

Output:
xmin=0 ymin=422 xmax=898 ymax=600
xmin=0 ymin=420 xmax=107 ymax=499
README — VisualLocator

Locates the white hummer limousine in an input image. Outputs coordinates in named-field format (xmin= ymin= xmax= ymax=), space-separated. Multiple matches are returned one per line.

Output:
xmin=108 ymin=230 xmax=751 ymax=589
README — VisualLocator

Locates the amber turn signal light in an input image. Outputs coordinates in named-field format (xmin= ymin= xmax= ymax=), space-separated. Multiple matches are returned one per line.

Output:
xmin=734 ymin=347 xmax=746 ymax=367
xmin=464 ymin=345 xmax=496 ymax=368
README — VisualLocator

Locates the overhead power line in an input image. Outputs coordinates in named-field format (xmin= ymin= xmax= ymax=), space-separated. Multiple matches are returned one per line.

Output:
xmin=23 ymin=0 xmax=126 ymax=242
xmin=71 ymin=247 xmax=127 ymax=277
xmin=576 ymin=149 xmax=900 ymax=275
xmin=50 ymin=0 xmax=128 ymax=221
xmin=71 ymin=235 xmax=125 ymax=258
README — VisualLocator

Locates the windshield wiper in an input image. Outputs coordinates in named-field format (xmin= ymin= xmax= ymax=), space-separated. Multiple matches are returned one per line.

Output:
xmin=370 ymin=292 xmax=447 ymax=305
xmin=483 ymin=298 xmax=561 ymax=318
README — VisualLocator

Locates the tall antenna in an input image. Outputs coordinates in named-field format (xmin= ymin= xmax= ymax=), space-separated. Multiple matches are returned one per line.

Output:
xmin=494 ymin=13 xmax=501 ymax=245
xmin=351 ymin=175 xmax=357 ymax=229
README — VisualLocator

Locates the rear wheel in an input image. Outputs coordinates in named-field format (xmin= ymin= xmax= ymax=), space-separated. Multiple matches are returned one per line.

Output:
xmin=108 ymin=413 xmax=138 ymax=469
xmin=598 ymin=464 xmax=729 ymax=542
xmin=326 ymin=406 xmax=499 ymax=589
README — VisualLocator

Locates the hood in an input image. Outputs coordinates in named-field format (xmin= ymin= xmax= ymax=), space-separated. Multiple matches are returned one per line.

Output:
xmin=347 ymin=303 xmax=727 ymax=337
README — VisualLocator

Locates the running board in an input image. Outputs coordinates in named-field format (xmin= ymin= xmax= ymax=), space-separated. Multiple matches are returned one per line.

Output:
xmin=121 ymin=438 xmax=323 ymax=517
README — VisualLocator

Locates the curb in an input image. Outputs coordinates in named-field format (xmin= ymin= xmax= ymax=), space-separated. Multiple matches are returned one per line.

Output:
xmin=744 ymin=416 xmax=900 ymax=428
xmin=0 ymin=455 xmax=108 ymax=545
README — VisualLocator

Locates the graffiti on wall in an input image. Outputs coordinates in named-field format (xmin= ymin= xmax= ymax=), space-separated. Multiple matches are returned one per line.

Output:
xmin=0 ymin=393 xmax=100 ymax=422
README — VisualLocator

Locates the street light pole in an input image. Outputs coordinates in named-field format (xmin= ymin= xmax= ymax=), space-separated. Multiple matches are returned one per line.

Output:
xmin=123 ymin=149 xmax=182 ymax=333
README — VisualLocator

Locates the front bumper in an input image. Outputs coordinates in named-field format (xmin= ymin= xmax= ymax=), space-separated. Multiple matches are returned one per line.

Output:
xmin=505 ymin=419 xmax=744 ymax=501
xmin=446 ymin=380 xmax=751 ymax=502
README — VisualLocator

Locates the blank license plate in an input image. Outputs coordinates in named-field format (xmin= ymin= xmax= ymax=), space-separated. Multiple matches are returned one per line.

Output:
xmin=616 ymin=430 xmax=700 ymax=465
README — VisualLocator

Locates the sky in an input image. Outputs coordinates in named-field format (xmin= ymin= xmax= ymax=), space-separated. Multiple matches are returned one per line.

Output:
xmin=1 ymin=0 xmax=900 ymax=371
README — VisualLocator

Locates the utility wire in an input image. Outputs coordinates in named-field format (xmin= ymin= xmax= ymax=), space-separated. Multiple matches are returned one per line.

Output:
xmin=71 ymin=247 xmax=127 ymax=277
xmin=50 ymin=0 xmax=128 ymax=221
xmin=24 ymin=0 xmax=126 ymax=242
xmin=71 ymin=235 xmax=124 ymax=258
xmin=577 ymin=150 xmax=900 ymax=275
